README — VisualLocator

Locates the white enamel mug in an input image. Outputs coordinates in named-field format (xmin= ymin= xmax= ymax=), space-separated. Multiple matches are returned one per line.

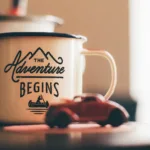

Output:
xmin=0 ymin=32 xmax=117 ymax=124
xmin=0 ymin=15 xmax=63 ymax=33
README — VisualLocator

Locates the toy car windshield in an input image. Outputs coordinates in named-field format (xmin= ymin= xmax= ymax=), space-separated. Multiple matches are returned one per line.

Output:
xmin=73 ymin=93 xmax=105 ymax=102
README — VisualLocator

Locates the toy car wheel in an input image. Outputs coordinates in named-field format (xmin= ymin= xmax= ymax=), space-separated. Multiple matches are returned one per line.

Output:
xmin=48 ymin=123 xmax=55 ymax=128
xmin=45 ymin=119 xmax=55 ymax=128
xmin=45 ymin=101 xmax=49 ymax=108
xmin=108 ymin=109 xmax=124 ymax=127
xmin=96 ymin=121 xmax=106 ymax=127
xmin=55 ymin=112 xmax=71 ymax=128
xmin=28 ymin=100 xmax=32 ymax=107
xmin=45 ymin=110 xmax=55 ymax=128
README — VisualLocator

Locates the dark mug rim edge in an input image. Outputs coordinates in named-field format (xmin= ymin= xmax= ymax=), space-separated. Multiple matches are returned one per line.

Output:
xmin=0 ymin=32 xmax=87 ymax=41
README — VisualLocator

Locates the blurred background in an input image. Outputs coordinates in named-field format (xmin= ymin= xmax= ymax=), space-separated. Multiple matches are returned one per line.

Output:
xmin=1 ymin=0 xmax=150 ymax=123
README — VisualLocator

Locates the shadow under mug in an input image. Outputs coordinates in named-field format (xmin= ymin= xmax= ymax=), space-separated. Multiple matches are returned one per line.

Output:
xmin=0 ymin=32 xmax=117 ymax=124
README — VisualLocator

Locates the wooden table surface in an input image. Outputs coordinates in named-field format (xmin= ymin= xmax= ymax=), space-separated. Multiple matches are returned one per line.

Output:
xmin=0 ymin=122 xmax=150 ymax=150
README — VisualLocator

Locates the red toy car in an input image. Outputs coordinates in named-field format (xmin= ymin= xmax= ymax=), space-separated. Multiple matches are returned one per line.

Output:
xmin=45 ymin=94 xmax=129 ymax=128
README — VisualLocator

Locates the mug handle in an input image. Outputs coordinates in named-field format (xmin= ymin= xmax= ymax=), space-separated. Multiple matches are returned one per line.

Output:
xmin=81 ymin=49 xmax=117 ymax=100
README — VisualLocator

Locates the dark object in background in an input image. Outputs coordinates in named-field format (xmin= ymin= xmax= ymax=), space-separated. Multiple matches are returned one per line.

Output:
xmin=9 ymin=0 xmax=28 ymax=16
xmin=0 ymin=0 xmax=63 ymax=33
xmin=45 ymin=94 xmax=129 ymax=128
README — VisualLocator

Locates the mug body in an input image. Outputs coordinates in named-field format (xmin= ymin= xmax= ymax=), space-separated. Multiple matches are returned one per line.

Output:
xmin=0 ymin=32 xmax=85 ymax=124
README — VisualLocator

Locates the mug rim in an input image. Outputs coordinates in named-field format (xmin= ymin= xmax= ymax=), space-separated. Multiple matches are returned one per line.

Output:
xmin=0 ymin=15 xmax=64 ymax=25
xmin=0 ymin=32 xmax=87 ymax=41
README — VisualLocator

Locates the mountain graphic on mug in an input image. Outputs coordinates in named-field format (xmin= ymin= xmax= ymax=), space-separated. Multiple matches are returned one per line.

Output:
xmin=19 ymin=47 xmax=63 ymax=64
xmin=28 ymin=95 xmax=49 ymax=108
